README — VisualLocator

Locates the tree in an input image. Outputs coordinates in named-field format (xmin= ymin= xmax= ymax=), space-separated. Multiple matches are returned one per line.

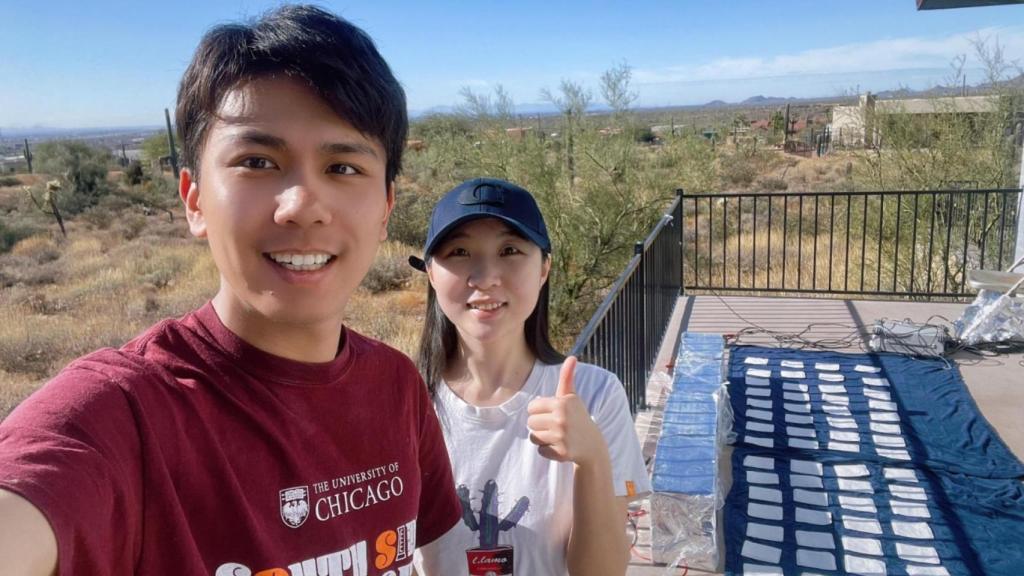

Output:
xmin=33 ymin=141 xmax=114 ymax=214
xmin=600 ymin=61 xmax=638 ymax=122
xmin=141 ymin=133 xmax=175 ymax=168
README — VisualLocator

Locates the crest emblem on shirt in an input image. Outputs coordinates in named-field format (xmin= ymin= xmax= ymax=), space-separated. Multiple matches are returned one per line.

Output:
xmin=280 ymin=486 xmax=310 ymax=528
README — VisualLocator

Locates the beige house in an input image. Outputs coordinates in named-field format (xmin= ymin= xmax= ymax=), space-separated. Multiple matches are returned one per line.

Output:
xmin=830 ymin=92 xmax=1000 ymax=147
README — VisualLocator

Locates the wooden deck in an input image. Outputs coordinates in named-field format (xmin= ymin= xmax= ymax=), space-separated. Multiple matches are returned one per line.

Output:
xmin=627 ymin=294 xmax=1024 ymax=575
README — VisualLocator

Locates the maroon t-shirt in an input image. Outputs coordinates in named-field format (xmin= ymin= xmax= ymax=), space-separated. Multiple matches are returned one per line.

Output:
xmin=0 ymin=302 xmax=459 ymax=575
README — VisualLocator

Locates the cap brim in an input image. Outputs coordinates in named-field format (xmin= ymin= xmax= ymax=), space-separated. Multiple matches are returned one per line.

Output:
xmin=424 ymin=213 xmax=550 ymax=259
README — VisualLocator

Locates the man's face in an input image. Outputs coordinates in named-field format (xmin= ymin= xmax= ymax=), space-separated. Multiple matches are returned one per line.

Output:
xmin=181 ymin=76 xmax=394 ymax=329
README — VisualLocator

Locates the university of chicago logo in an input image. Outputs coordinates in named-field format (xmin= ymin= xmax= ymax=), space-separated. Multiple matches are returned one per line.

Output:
xmin=280 ymin=486 xmax=310 ymax=528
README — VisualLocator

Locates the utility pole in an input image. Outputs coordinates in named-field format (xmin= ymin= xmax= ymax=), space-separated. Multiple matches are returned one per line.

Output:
xmin=1015 ymin=131 xmax=1024 ymax=262
xmin=165 ymin=108 xmax=179 ymax=179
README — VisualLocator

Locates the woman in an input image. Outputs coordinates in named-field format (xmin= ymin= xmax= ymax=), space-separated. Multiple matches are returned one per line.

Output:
xmin=410 ymin=178 xmax=650 ymax=576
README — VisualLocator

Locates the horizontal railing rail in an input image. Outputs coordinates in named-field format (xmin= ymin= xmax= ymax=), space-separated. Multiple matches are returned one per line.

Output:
xmin=683 ymin=188 xmax=1023 ymax=298
xmin=571 ymin=190 xmax=683 ymax=415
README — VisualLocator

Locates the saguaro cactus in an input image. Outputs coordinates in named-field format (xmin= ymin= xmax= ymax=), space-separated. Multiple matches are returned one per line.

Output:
xmin=457 ymin=480 xmax=529 ymax=549
xmin=23 ymin=139 xmax=33 ymax=174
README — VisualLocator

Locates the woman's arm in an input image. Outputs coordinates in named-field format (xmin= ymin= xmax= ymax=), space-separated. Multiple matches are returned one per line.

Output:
xmin=527 ymin=357 xmax=631 ymax=576
xmin=565 ymin=450 xmax=630 ymax=576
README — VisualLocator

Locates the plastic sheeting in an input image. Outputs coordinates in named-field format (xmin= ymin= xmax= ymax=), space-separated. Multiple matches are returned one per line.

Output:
xmin=650 ymin=332 xmax=730 ymax=572
xmin=955 ymin=289 xmax=1024 ymax=346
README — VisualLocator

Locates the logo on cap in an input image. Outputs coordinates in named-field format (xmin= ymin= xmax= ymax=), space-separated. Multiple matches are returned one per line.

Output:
xmin=459 ymin=183 xmax=505 ymax=207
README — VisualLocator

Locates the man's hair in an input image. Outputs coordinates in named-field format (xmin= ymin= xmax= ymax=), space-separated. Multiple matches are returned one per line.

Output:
xmin=176 ymin=4 xmax=407 ymax=183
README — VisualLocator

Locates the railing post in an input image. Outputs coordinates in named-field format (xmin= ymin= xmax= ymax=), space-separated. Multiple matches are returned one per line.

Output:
xmin=1015 ymin=149 xmax=1024 ymax=262
xmin=676 ymin=188 xmax=685 ymax=294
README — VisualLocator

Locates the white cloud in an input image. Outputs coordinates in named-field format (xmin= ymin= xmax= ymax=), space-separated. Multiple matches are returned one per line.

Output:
xmin=633 ymin=26 xmax=1024 ymax=85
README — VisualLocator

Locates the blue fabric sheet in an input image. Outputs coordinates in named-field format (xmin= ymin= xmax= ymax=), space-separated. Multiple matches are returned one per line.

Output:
xmin=723 ymin=346 xmax=1024 ymax=576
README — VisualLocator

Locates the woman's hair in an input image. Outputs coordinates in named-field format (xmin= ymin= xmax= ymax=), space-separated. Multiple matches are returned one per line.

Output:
xmin=416 ymin=247 xmax=564 ymax=396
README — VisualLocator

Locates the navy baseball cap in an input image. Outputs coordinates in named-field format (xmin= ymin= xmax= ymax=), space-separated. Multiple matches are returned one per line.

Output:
xmin=409 ymin=178 xmax=551 ymax=272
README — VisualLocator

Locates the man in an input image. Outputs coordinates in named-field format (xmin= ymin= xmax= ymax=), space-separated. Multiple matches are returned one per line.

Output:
xmin=0 ymin=6 xmax=459 ymax=574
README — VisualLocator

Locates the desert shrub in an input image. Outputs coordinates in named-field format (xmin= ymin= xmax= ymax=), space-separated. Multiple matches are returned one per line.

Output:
xmin=362 ymin=253 xmax=412 ymax=294
xmin=758 ymin=176 xmax=788 ymax=191
xmin=114 ymin=213 xmax=147 ymax=240
xmin=0 ymin=176 xmax=21 ymax=187
xmin=0 ymin=219 xmax=41 ymax=254
xmin=720 ymin=153 xmax=758 ymax=188
xmin=33 ymin=140 xmax=114 ymax=214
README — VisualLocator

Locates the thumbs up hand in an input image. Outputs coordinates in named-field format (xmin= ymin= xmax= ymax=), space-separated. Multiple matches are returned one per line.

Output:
xmin=527 ymin=356 xmax=607 ymax=467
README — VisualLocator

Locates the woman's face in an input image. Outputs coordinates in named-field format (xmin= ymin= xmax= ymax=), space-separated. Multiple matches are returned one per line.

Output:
xmin=427 ymin=217 xmax=550 ymax=348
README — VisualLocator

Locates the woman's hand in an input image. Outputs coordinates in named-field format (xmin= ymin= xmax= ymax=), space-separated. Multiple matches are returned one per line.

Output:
xmin=526 ymin=356 xmax=609 ymax=468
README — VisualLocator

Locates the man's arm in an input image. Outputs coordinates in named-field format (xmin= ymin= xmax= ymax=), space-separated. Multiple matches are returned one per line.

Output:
xmin=0 ymin=489 xmax=57 ymax=576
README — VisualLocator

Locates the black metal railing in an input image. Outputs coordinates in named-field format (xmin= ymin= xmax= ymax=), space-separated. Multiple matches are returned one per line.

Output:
xmin=684 ymin=188 xmax=1023 ymax=298
xmin=571 ymin=190 xmax=684 ymax=415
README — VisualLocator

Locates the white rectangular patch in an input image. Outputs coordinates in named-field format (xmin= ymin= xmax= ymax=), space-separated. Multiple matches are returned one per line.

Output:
xmin=783 ymin=391 xmax=811 ymax=402
xmin=868 ymin=399 xmax=898 ymax=412
xmin=829 ymin=441 xmax=861 ymax=453
xmin=819 ymin=372 xmax=845 ymax=382
xmin=842 ymin=536 xmax=882 ymax=556
xmin=785 ymin=413 xmax=815 ymax=425
xmin=892 ymin=520 xmax=934 ymax=539
xmin=869 ymin=411 xmax=900 ymax=423
xmin=842 ymin=516 xmax=882 ymax=534
xmin=906 ymin=565 xmax=950 ymax=576
xmin=795 ymin=506 xmax=831 ymax=525
xmin=745 ymin=356 xmax=770 ymax=365
xmin=747 ymin=409 xmax=773 ymax=421
xmin=855 ymin=364 xmax=882 ymax=373
xmin=748 ymin=387 xmax=772 ymax=397
xmin=876 ymin=447 xmax=912 ymax=461
xmin=783 ymin=382 xmax=809 ymax=392
xmin=869 ymin=422 xmax=902 ymax=434
xmin=830 ymin=430 xmax=860 ymax=443
xmin=746 ymin=522 xmax=784 ymax=542
xmin=747 ymin=397 xmax=773 ymax=409
xmin=780 ymin=370 xmax=806 ymax=379
xmin=822 ymin=393 xmax=850 ymax=405
xmin=790 ymin=460 xmax=824 ymax=476
xmin=818 ymin=384 xmax=847 ymax=394
xmin=790 ymin=473 xmax=824 ymax=489
xmin=796 ymin=529 xmax=836 ymax=550
xmin=873 ymin=434 xmax=907 ymax=448
xmin=784 ymin=402 xmax=811 ymax=413
xmin=890 ymin=499 xmax=931 ymax=519
xmin=796 ymin=548 xmax=836 ymax=571
xmin=889 ymin=484 xmax=927 ymax=501
xmin=844 ymin=554 xmax=888 ymax=575
xmin=742 ymin=563 xmax=785 ymax=576
xmin=741 ymin=539 xmax=782 ymax=563
xmin=823 ymin=404 xmax=852 ymax=416
xmin=827 ymin=416 xmax=859 ymax=429
xmin=897 ymin=542 xmax=940 ymax=564
xmin=744 ymin=455 xmax=775 ymax=470
xmin=789 ymin=437 xmax=819 ymax=450
xmin=747 ymin=376 xmax=771 ymax=387
xmin=793 ymin=489 xmax=829 ymax=507
xmin=839 ymin=494 xmax=877 ymax=513
xmin=748 ymin=503 xmax=784 ymax=521
xmin=815 ymin=362 xmax=840 ymax=371
xmin=747 ymin=368 xmax=772 ymax=378
xmin=837 ymin=477 xmax=874 ymax=493
xmin=863 ymin=388 xmax=892 ymax=401
xmin=781 ymin=359 xmax=804 ymax=369
xmin=749 ymin=486 xmax=784 ymax=504
xmin=748 ymin=471 xmax=780 ymax=485
xmin=883 ymin=467 xmax=918 ymax=482
xmin=862 ymin=377 xmax=890 ymax=387
xmin=787 ymin=426 xmax=816 ymax=438
xmin=834 ymin=463 xmax=870 ymax=477
xmin=747 ymin=420 xmax=775 ymax=434
xmin=746 ymin=435 xmax=774 ymax=448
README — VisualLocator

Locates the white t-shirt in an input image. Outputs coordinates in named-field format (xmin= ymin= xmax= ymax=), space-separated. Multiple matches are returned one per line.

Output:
xmin=414 ymin=360 xmax=651 ymax=576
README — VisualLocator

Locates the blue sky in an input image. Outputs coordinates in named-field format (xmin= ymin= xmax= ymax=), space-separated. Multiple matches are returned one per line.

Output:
xmin=1 ymin=0 xmax=1022 ymax=129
